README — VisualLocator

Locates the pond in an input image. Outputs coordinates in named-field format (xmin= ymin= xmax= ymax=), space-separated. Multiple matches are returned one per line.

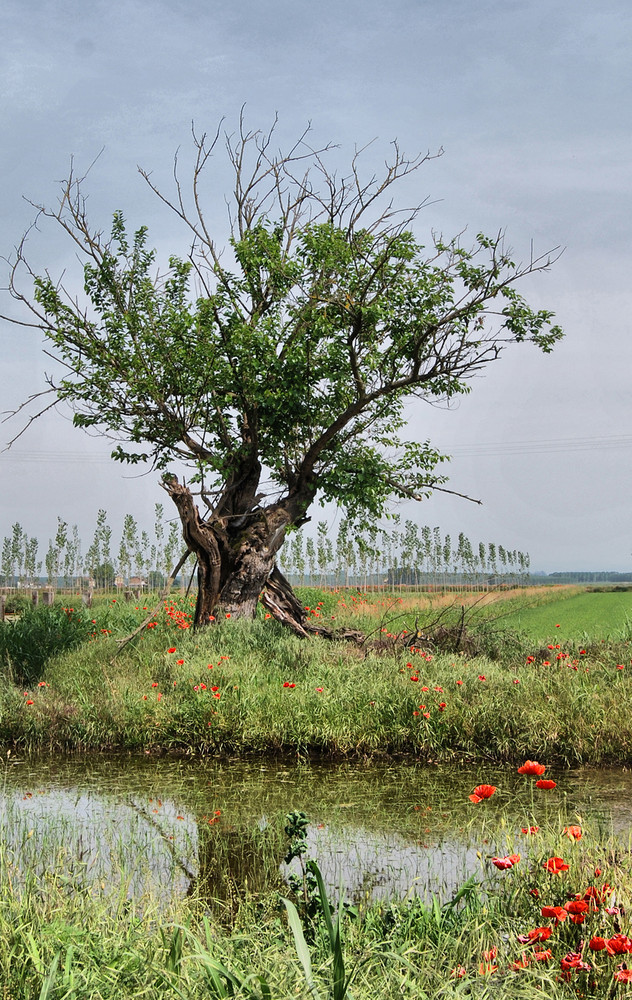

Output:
xmin=1 ymin=753 xmax=630 ymax=909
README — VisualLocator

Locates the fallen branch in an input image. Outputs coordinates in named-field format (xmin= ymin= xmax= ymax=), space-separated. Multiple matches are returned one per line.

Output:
xmin=110 ymin=549 xmax=191 ymax=664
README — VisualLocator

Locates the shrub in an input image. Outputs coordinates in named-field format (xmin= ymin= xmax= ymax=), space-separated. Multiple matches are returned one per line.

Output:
xmin=3 ymin=594 xmax=33 ymax=615
xmin=0 ymin=604 xmax=91 ymax=685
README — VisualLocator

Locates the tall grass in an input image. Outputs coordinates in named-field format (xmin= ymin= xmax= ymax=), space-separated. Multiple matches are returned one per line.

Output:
xmin=0 ymin=589 xmax=631 ymax=763
xmin=1 ymin=808 xmax=631 ymax=998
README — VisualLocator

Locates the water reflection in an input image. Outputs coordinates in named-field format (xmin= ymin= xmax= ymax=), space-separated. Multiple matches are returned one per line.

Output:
xmin=0 ymin=754 xmax=630 ymax=908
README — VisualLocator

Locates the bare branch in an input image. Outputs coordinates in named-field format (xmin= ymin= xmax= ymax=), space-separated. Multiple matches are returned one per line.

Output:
xmin=385 ymin=476 xmax=483 ymax=505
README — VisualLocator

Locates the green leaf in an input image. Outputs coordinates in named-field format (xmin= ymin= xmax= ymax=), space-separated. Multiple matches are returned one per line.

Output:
xmin=282 ymin=897 xmax=322 ymax=1000
xmin=38 ymin=952 xmax=60 ymax=1000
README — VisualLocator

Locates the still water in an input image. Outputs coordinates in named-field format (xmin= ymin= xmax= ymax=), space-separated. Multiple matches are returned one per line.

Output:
xmin=0 ymin=753 xmax=629 ymax=906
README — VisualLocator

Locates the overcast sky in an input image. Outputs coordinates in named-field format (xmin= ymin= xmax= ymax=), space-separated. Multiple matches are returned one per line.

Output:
xmin=1 ymin=0 xmax=630 ymax=572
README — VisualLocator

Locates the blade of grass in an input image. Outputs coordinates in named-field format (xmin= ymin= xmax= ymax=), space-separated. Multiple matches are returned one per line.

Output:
xmin=282 ymin=896 xmax=322 ymax=1000
xmin=38 ymin=952 xmax=59 ymax=1000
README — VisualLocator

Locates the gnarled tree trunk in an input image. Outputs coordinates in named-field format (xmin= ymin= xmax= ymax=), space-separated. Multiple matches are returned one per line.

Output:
xmin=163 ymin=477 xmax=363 ymax=642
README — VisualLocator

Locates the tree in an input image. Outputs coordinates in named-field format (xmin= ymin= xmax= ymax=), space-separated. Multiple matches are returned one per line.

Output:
xmin=1 ymin=536 xmax=12 ymax=588
xmin=153 ymin=502 xmax=166 ymax=579
xmin=10 ymin=523 xmax=25 ymax=586
xmin=305 ymin=536 xmax=317 ymax=584
xmin=3 ymin=117 xmax=563 ymax=633
xmin=85 ymin=508 xmax=112 ymax=587
xmin=23 ymin=535 xmax=40 ymax=586
xmin=118 ymin=514 xmax=138 ymax=585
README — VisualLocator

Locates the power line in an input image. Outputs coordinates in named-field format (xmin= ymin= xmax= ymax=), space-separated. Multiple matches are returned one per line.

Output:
xmin=446 ymin=434 xmax=632 ymax=458
xmin=0 ymin=452 xmax=147 ymax=465
xmin=1 ymin=433 xmax=631 ymax=465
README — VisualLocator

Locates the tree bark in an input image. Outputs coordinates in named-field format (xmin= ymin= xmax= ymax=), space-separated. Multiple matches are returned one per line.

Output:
xmin=164 ymin=476 xmax=292 ymax=627
xmin=163 ymin=477 xmax=364 ymax=642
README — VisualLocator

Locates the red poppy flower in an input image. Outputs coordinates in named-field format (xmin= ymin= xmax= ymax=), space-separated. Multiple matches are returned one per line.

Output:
xmin=478 ymin=962 xmax=498 ymax=976
xmin=510 ymin=957 xmax=530 ymax=970
xmin=517 ymin=760 xmax=546 ymax=776
xmin=564 ymin=825 xmax=582 ymax=841
xmin=478 ymin=674 xmax=486 ymax=681
xmin=469 ymin=784 xmax=497 ymax=803
xmin=176 ymin=659 xmax=184 ymax=665
xmin=533 ymin=949 xmax=553 ymax=962
xmin=589 ymin=936 xmax=607 ymax=952
xmin=561 ymin=951 xmax=590 ymax=973
xmin=565 ymin=900 xmax=589 ymax=915
xmin=543 ymin=857 xmax=569 ymax=874
xmin=607 ymin=935 xmax=632 ymax=955
xmin=492 ymin=854 xmax=520 ymax=870
xmin=521 ymin=826 xmax=539 ymax=835
xmin=614 ymin=965 xmax=632 ymax=983
xmin=478 ymin=948 xmax=498 ymax=976
xmin=535 ymin=779 xmax=557 ymax=790
xmin=167 ymin=647 xmax=176 ymax=653
xmin=541 ymin=905 xmax=567 ymax=923
xmin=517 ymin=927 xmax=551 ymax=944
xmin=583 ymin=883 xmax=611 ymax=905
xmin=456 ymin=679 xmax=463 ymax=685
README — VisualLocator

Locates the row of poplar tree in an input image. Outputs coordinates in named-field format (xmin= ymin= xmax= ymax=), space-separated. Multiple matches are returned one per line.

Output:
xmin=279 ymin=517 xmax=530 ymax=589
xmin=0 ymin=505 xmax=181 ymax=589
xmin=1 ymin=509 xmax=530 ymax=590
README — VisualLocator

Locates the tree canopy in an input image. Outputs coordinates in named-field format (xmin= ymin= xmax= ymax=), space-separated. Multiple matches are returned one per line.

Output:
xmin=3 ymin=118 xmax=563 ymax=629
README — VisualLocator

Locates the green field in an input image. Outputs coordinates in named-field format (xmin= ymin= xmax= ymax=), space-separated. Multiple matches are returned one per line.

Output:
xmin=495 ymin=589 xmax=632 ymax=642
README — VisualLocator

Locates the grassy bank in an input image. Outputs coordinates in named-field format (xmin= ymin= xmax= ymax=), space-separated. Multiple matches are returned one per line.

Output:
xmin=1 ymin=588 xmax=632 ymax=763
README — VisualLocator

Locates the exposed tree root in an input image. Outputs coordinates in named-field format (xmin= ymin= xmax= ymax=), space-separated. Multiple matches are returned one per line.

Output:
xmin=261 ymin=566 xmax=365 ymax=644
